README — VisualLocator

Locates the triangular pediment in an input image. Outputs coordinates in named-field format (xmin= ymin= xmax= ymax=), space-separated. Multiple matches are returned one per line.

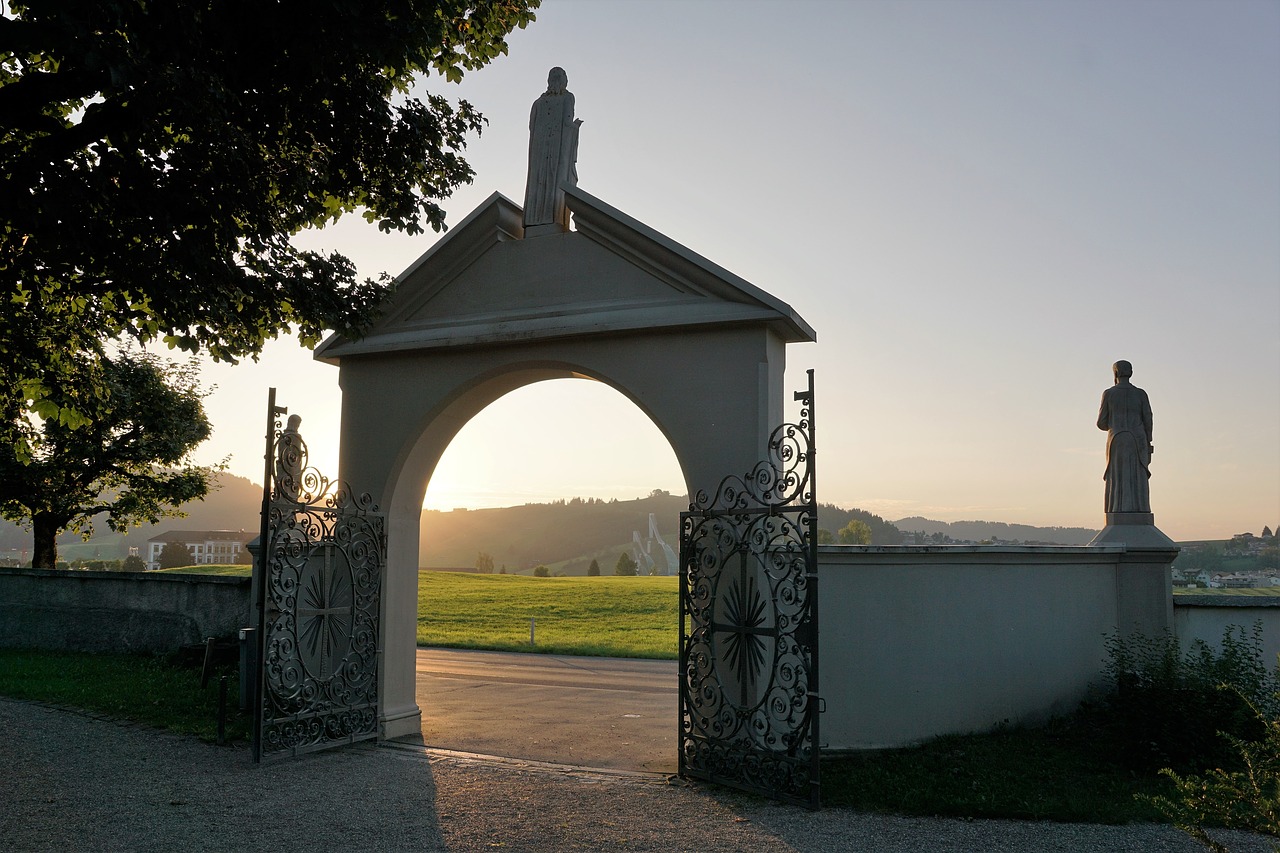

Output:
xmin=316 ymin=186 xmax=814 ymax=362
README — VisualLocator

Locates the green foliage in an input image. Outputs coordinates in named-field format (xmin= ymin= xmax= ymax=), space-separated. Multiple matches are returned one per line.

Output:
xmin=615 ymin=552 xmax=638 ymax=576
xmin=532 ymin=564 xmax=549 ymax=577
xmin=157 ymin=541 xmax=195 ymax=570
xmin=587 ymin=558 xmax=600 ymax=576
xmin=817 ymin=528 xmax=834 ymax=545
xmin=1102 ymin=624 xmax=1278 ymax=773
xmin=121 ymin=554 xmax=146 ymax=572
xmin=838 ymin=519 xmax=872 ymax=545
xmin=0 ymin=0 xmax=539 ymax=448
xmin=1148 ymin=705 xmax=1280 ymax=851
xmin=475 ymin=551 xmax=494 ymax=574
xmin=0 ymin=350 xmax=221 ymax=567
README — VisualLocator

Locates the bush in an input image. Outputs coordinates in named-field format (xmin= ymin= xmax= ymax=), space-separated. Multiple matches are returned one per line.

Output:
xmin=532 ymin=565 xmax=549 ymax=577
xmin=1103 ymin=624 xmax=1277 ymax=773
xmin=122 ymin=555 xmax=146 ymax=572
xmin=1149 ymin=705 xmax=1280 ymax=851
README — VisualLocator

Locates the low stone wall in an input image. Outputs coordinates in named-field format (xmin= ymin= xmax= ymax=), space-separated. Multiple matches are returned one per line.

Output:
xmin=0 ymin=567 xmax=251 ymax=654
xmin=818 ymin=544 xmax=1175 ymax=750
xmin=1174 ymin=594 xmax=1280 ymax=665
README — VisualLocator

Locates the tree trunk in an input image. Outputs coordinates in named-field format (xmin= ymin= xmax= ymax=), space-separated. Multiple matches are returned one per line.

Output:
xmin=32 ymin=514 xmax=59 ymax=568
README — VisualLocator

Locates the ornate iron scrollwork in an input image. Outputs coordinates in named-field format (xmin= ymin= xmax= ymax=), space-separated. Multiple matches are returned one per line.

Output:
xmin=252 ymin=393 xmax=384 ymax=762
xmin=679 ymin=370 xmax=820 ymax=808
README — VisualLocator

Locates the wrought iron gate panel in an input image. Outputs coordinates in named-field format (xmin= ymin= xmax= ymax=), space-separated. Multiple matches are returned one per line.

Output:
xmin=679 ymin=370 xmax=820 ymax=808
xmin=252 ymin=392 xmax=384 ymax=762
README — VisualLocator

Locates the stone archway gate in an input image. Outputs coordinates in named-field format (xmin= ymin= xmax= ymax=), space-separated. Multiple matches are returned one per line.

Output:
xmin=311 ymin=182 xmax=817 ymax=800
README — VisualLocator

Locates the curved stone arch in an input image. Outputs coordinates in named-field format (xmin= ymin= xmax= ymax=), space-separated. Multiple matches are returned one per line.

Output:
xmin=386 ymin=361 xmax=696 ymax=521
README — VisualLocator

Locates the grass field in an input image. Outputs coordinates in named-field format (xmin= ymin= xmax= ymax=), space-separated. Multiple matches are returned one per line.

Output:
xmin=418 ymin=572 xmax=678 ymax=659
xmin=156 ymin=564 xmax=251 ymax=577
xmin=156 ymin=565 xmax=679 ymax=659
xmin=1174 ymin=586 xmax=1280 ymax=596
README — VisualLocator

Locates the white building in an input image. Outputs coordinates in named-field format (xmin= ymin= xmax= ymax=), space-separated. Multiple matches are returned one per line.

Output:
xmin=146 ymin=530 xmax=254 ymax=569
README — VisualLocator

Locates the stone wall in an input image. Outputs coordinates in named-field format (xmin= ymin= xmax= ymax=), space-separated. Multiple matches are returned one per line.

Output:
xmin=0 ymin=567 xmax=251 ymax=654
xmin=818 ymin=544 xmax=1176 ymax=750
xmin=1174 ymin=594 xmax=1280 ymax=665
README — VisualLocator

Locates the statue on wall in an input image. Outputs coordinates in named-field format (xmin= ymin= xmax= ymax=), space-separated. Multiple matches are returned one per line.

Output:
xmin=275 ymin=414 xmax=304 ymax=502
xmin=1096 ymin=360 xmax=1153 ymax=514
xmin=523 ymin=67 xmax=582 ymax=234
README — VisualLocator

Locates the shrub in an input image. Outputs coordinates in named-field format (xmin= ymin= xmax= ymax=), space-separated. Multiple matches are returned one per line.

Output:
xmin=1148 ymin=705 xmax=1280 ymax=852
xmin=1103 ymin=623 xmax=1277 ymax=773
xmin=121 ymin=555 xmax=146 ymax=572
xmin=532 ymin=565 xmax=549 ymax=577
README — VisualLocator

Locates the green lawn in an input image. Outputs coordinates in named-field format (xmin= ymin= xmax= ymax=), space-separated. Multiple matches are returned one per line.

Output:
xmin=155 ymin=564 xmax=251 ymax=576
xmin=155 ymin=566 xmax=679 ymax=659
xmin=418 ymin=572 xmax=678 ymax=659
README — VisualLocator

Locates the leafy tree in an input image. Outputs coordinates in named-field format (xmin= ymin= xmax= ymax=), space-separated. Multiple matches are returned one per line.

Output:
xmin=0 ymin=350 xmax=219 ymax=568
xmin=532 ymin=564 xmax=549 ymax=578
xmin=157 ymin=541 xmax=195 ymax=570
xmin=615 ymin=553 xmax=638 ymax=576
xmin=121 ymin=554 xmax=146 ymax=572
xmin=839 ymin=519 xmax=872 ymax=545
xmin=475 ymin=551 xmax=495 ymax=574
xmin=817 ymin=528 xmax=834 ymax=545
xmin=0 ymin=0 xmax=539 ymax=451
xmin=587 ymin=558 xmax=601 ymax=576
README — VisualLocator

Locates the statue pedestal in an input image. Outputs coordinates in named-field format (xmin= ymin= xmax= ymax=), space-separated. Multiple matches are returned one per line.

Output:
xmin=1089 ymin=513 xmax=1179 ymax=639
xmin=1089 ymin=514 xmax=1177 ymax=548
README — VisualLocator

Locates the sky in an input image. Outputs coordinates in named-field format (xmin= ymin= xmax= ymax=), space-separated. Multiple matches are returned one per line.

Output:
xmin=191 ymin=0 xmax=1279 ymax=541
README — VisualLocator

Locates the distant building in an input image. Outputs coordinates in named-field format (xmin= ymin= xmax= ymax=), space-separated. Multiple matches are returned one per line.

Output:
xmin=146 ymin=530 xmax=255 ymax=569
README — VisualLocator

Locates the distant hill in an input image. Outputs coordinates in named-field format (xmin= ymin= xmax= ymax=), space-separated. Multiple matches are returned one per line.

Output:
xmin=0 ymin=472 xmax=262 ymax=562
xmin=893 ymin=517 xmax=1099 ymax=545
xmin=421 ymin=492 xmax=690 ymax=572
xmin=816 ymin=504 xmax=902 ymax=545
xmin=2 ymin=472 xmax=1110 ymax=566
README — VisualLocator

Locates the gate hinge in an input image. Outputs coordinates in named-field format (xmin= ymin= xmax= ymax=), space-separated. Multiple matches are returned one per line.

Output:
xmin=810 ymin=693 xmax=826 ymax=714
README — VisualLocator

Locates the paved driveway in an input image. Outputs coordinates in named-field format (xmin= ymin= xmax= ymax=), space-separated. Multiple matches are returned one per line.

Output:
xmin=415 ymin=647 xmax=677 ymax=773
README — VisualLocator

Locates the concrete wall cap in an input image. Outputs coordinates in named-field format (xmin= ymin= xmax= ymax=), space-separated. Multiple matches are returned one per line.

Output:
xmin=1174 ymin=594 xmax=1280 ymax=608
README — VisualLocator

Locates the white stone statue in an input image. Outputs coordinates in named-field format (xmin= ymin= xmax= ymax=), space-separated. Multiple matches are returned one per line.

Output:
xmin=523 ymin=67 xmax=582 ymax=234
xmin=1097 ymin=360 xmax=1153 ymax=514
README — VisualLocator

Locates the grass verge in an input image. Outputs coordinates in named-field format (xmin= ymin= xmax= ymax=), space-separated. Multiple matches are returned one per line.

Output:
xmin=822 ymin=710 xmax=1171 ymax=823
xmin=0 ymin=648 xmax=250 ymax=744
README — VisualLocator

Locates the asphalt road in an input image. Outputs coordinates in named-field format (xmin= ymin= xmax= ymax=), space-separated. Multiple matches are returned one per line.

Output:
xmin=414 ymin=647 xmax=678 ymax=773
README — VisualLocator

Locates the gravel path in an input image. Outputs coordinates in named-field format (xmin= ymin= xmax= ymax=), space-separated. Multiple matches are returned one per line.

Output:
xmin=1 ymin=698 xmax=1271 ymax=853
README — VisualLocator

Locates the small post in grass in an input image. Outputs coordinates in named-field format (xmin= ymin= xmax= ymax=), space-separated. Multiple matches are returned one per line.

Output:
xmin=217 ymin=675 xmax=228 ymax=745
xmin=530 ymin=618 xmax=536 ymax=647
